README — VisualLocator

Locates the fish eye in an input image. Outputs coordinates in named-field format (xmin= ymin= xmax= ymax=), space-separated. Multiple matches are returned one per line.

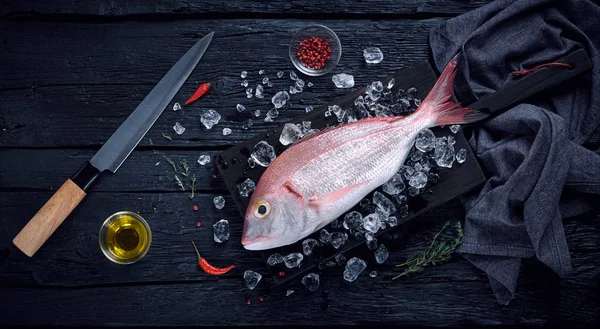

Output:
xmin=253 ymin=200 xmax=271 ymax=219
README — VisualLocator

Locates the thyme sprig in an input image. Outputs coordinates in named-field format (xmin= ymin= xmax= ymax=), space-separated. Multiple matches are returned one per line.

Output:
xmin=392 ymin=221 xmax=463 ymax=280
xmin=175 ymin=175 xmax=185 ymax=191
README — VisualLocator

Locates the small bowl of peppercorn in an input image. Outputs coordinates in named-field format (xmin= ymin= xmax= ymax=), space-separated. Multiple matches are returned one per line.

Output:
xmin=289 ymin=24 xmax=342 ymax=76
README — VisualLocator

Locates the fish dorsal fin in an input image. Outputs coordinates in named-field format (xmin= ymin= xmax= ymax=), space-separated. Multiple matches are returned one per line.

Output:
xmin=290 ymin=116 xmax=399 ymax=147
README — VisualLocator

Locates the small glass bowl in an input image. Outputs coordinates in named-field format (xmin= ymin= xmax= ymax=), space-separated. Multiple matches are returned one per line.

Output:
xmin=99 ymin=211 xmax=152 ymax=265
xmin=289 ymin=24 xmax=342 ymax=76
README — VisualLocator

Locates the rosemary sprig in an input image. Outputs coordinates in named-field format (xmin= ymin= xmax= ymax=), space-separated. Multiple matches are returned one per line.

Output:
xmin=164 ymin=156 xmax=178 ymax=172
xmin=392 ymin=221 xmax=463 ymax=280
xmin=180 ymin=159 xmax=190 ymax=177
xmin=161 ymin=132 xmax=172 ymax=141
xmin=189 ymin=174 xmax=196 ymax=199
xmin=175 ymin=175 xmax=185 ymax=191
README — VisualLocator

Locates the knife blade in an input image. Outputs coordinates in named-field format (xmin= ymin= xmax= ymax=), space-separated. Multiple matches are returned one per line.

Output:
xmin=13 ymin=31 xmax=215 ymax=257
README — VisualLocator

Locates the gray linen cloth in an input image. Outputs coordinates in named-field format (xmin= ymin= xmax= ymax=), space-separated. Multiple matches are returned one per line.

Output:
xmin=428 ymin=0 xmax=600 ymax=304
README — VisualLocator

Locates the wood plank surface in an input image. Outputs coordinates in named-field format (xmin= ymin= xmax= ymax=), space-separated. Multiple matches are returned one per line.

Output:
xmin=0 ymin=0 xmax=494 ymax=17
xmin=0 ymin=19 xmax=439 ymax=148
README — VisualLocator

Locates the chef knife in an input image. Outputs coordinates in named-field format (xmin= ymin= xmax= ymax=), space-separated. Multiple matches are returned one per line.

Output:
xmin=13 ymin=31 xmax=215 ymax=257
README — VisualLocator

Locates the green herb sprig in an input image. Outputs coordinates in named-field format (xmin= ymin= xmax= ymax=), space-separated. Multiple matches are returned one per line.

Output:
xmin=175 ymin=175 xmax=185 ymax=191
xmin=180 ymin=159 xmax=190 ymax=177
xmin=189 ymin=174 xmax=196 ymax=199
xmin=161 ymin=132 xmax=172 ymax=141
xmin=164 ymin=156 xmax=178 ymax=172
xmin=392 ymin=221 xmax=463 ymax=280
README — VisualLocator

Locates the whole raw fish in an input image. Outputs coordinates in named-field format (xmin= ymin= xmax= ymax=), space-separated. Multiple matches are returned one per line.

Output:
xmin=242 ymin=55 xmax=481 ymax=250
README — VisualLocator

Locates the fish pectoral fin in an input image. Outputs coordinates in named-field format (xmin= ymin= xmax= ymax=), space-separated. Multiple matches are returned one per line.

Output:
xmin=308 ymin=180 xmax=371 ymax=213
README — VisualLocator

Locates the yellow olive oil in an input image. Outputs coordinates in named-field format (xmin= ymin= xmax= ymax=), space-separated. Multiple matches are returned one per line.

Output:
xmin=100 ymin=212 xmax=151 ymax=264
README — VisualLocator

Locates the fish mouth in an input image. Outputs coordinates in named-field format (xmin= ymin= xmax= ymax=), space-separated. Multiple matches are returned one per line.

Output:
xmin=242 ymin=236 xmax=274 ymax=251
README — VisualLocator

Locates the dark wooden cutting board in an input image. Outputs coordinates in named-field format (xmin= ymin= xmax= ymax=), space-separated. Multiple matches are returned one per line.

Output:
xmin=215 ymin=61 xmax=487 ymax=287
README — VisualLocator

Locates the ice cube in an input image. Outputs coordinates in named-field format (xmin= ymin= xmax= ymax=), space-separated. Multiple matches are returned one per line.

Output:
xmin=343 ymin=211 xmax=363 ymax=230
xmin=247 ymin=157 xmax=255 ymax=168
xmin=243 ymin=270 xmax=261 ymax=290
xmin=447 ymin=135 xmax=456 ymax=146
xmin=305 ymin=105 xmax=314 ymax=113
xmin=326 ymin=261 xmax=337 ymax=267
xmin=450 ymin=124 xmax=461 ymax=134
xmin=394 ymin=194 xmax=407 ymax=205
xmin=173 ymin=102 xmax=181 ymax=111
xmin=363 ymin=47 xmax=384 ymax=64
xmin=319 ymin=229 xmax=331 ymax=244
xmin=415 ymin=129 xmax=436 ymax=152
xmin=363 ymin=213 xmax=382 ymax=233
xmin=373 ymin=191 xmax=396 ymax=217
xmin=262 ymin=77 xmax=269 ymax=85
xmin=295 ymin=79 xmax=305 ymax=88
xmin=343 ymin=257 xmax=367 ymax=282
xmin=266 ymin=108 xmax=279 ymax=121
xmin=374 ymin=244 xmax=389 ymax=264
xmin=254 ymin=110 xmax=261 ymax=117
xmin=197 ymin=154 xmax=210 ymax=165
xmin=213 ymin=196 xmax=225 ymax=209
xmin=241 ymin=71 xmax=248 ymax=78
xmin=290 ymin=71 xmax=298 ymax=80
xmin=374 ymin=104 xmax=392 ymax=117
xmin=301 ymin=273 xmax=320 ymax=292
xmin=302 ymin=238 xmax=319 ymax=256
xmin=246 ymin=87 xmax=253 ymax=95
xmin=409 ymin=171 xmax=428 ymax=189
xmin=372 ymin=81 xmax=383 ymax=92
xmin=397 ymin=205 xmax=408 ymax=218
xmin=434 ymin=143 xmax=456 ymax=168
xmin=213 ymin=219 xmax=229 ymax=243
xmin=237 ymin=178 xmax=256 ymax=197
xmin=271 ymin=91 xmax=290 ymax=109
xmin=428 ymin=172 xmax=439 ymax=184
xmin=330 ymin=232 xmax=348 ymax=249
xmin=277 ymin=71 xmax=284 ymax=78
xmin=286 ymin=290 xmax=295 ymax=296
xmin=236 ymin=104 xmax=246 ymax=113
xmin=307 ymin=82 xmax=314 ymax=87
xmin=355 ymin=95 xmax=364 ymax=106
xmin=267 ymin=253 xmax=284 ymax=265
xmin=241 ymin=80 xmax=248 ymax=87
xmin=456 ymin=148 xmax=467 ymax=163
xmin=268 ymin=81 xmax=273 ymax=87
xmin=330 ymin=105 xmax=345 ymax=122
xmin=255 ymin=85 xmax=264 ymax=99
xmin=300 ymin=121 xmax=312 ymax=135
xmin=201 ymin=109 xmax=221 ymax=129
xmin=289 ymin=86 xmax=298 ymax=95
xmin=367 ymin=238 xmax=378 ymax=250
xmin=407 ymin=186 xmax=420 ymax=197
xmin=283 ymin=252 xmax=304 ymax=268
xmin=387 ymin=78 xmax=395 ymax=89
xmin=335 ymin=253 xmax=346 ymax=266
xmin=259 ymin=69 xmax=264 ymax=75
xmin=365 ymin=232 xmax=374 ymax=241
xmin=406 ymin=87 xmax=418 ymax=100
xmin=387 ymin=216 xmax=398 ymax=227
xmin=173 ymin=122 xmax=186 ymax=135
xmin=222 ymin=127 xmax=232 ymax=136
xmin=332 ymin=73 xmax=355 ymax=88
xmin=279 ymin=123 xmax=304 ymax=146
xmin=242 ymin=119 xmax=253 ymax=130
xmin=251 ymin=141 xmax=276 ymax=167
xmin=369 ymin=270 xmax=378 ymax=278
xmin=411 ymin=150 xmax=423 ymax=163
xmin=399 ymin=165 xmax=415 ymax=180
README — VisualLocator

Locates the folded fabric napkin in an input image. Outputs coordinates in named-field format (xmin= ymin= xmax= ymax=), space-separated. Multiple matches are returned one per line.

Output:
xmin=428 ymin=0 xmax=600 ymax=304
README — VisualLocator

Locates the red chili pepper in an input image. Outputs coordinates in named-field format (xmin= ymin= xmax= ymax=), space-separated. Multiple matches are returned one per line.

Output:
xmin=185 ymin=82 xmax=211 ymax=105
xmin=191 ymin=241 xmax=235 ymax=275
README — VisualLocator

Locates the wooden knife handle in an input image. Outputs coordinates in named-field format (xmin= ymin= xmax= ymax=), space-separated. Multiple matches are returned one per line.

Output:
xmin=13 ymin=179 xmax=86 ymax=257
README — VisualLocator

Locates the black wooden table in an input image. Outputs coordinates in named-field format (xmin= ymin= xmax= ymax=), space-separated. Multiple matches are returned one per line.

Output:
xmin=1 ymin=1 xmax=599 ymax=326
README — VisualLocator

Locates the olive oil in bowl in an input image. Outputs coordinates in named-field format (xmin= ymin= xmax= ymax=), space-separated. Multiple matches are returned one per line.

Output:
xmin=99 ymin=211 xmax=152 ymax=264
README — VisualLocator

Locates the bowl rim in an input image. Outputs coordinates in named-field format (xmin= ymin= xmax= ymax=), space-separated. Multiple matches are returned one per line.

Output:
xmin=99 ymin=211 xmax=152 ymax=265
xmin=289 ymin=24 xmax=342 ymax=76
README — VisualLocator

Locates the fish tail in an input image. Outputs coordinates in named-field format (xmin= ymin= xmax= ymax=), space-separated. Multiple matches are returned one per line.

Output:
xmin=420 ymin=53 xmax=486 ymax=125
